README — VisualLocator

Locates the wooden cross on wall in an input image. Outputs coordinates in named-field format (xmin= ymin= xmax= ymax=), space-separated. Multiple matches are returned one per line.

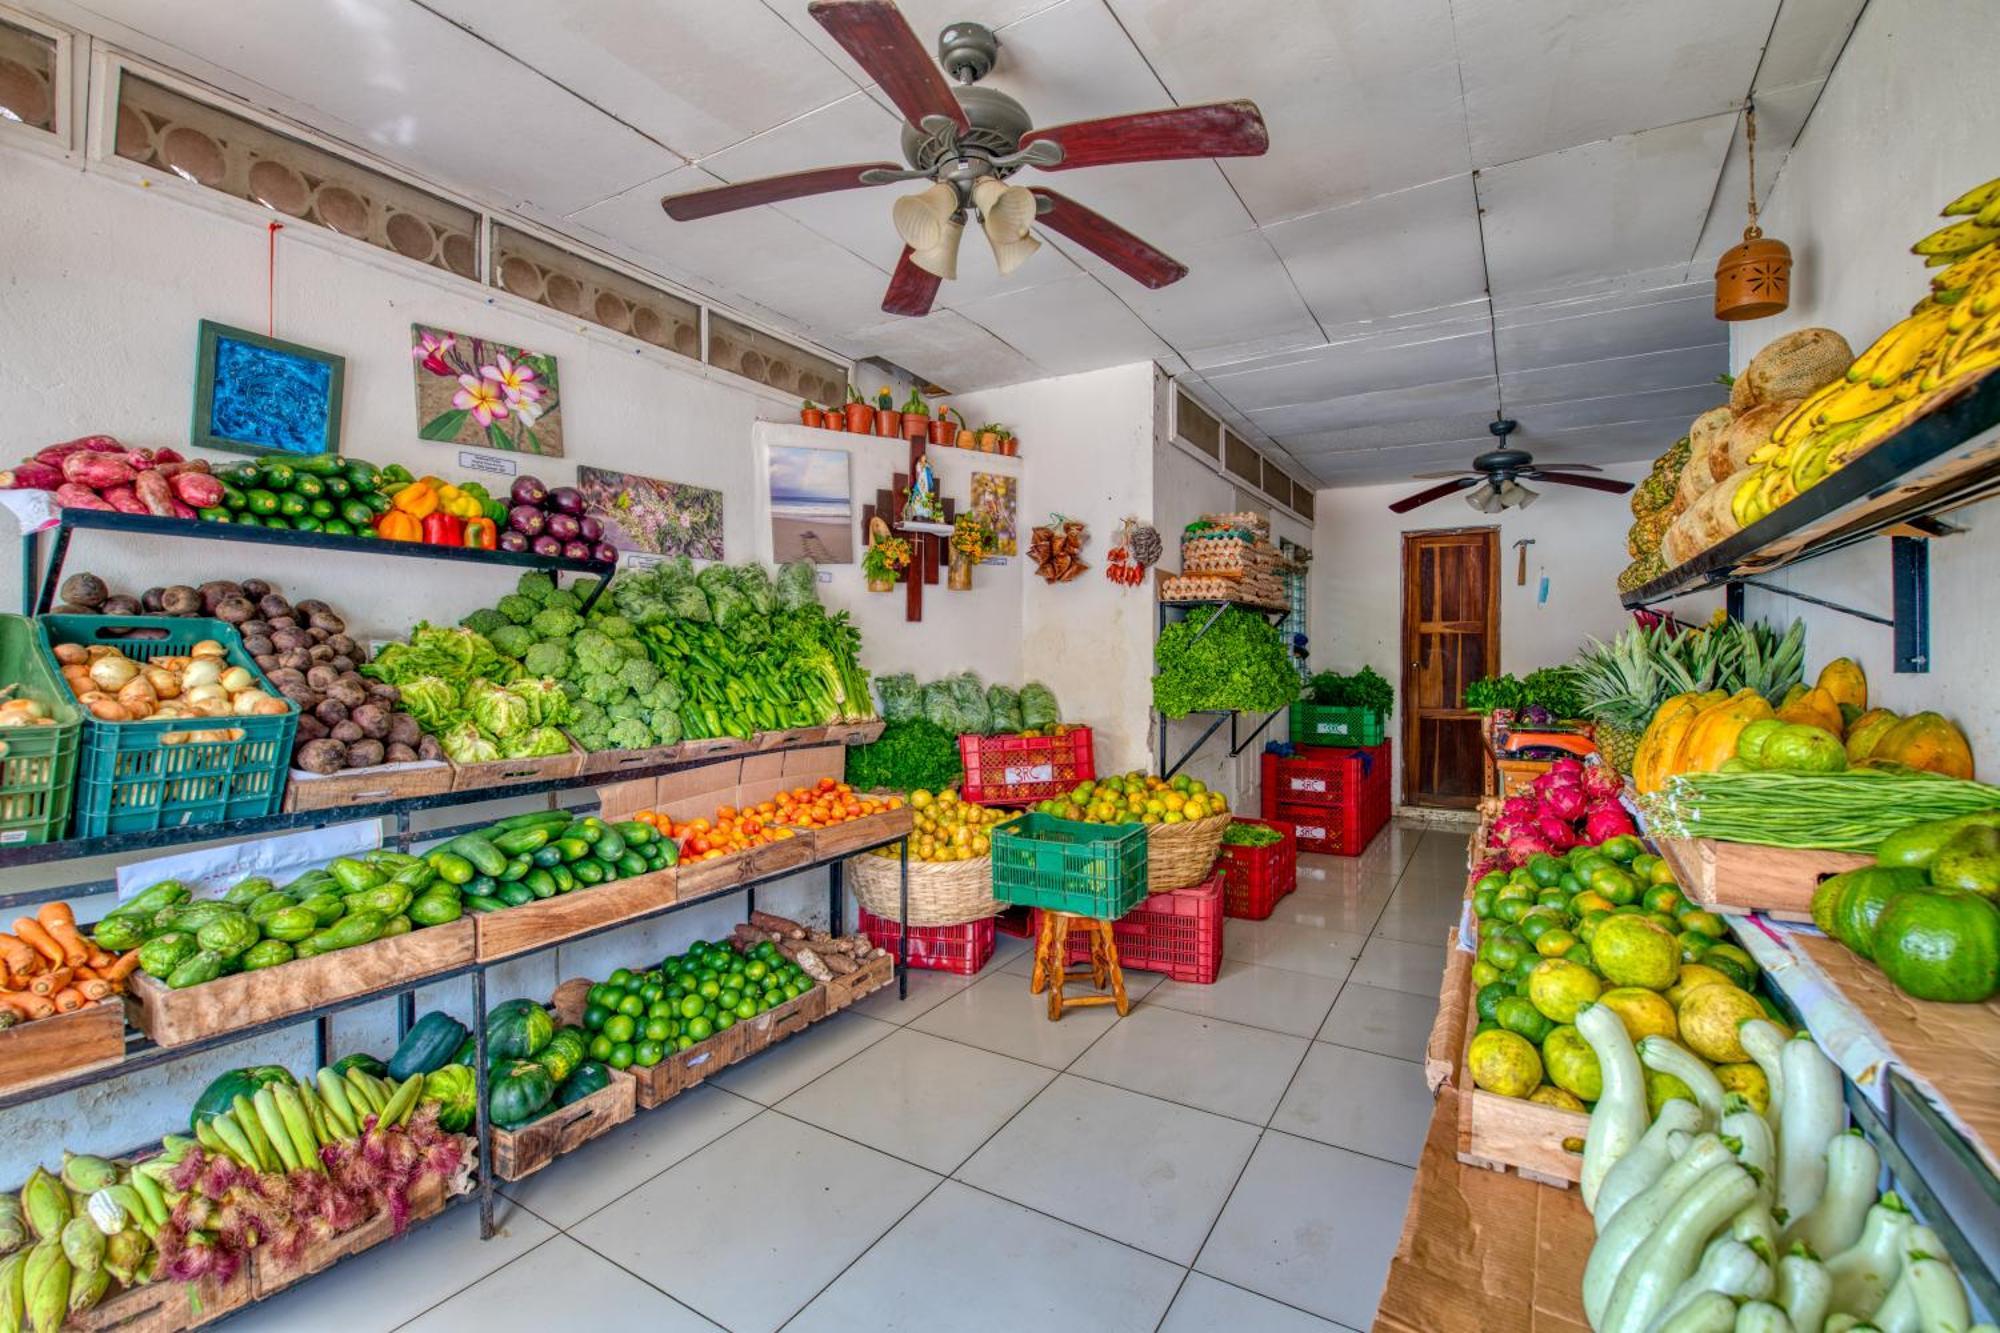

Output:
xmin=859 ymin=437 xmax=955 ymax=623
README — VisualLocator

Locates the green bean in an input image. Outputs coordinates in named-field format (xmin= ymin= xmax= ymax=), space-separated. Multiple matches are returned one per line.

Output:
xmin=1641 ymin=771 xmax=2000 ymax=850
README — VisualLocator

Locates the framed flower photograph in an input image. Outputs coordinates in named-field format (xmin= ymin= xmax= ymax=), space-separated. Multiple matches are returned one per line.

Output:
xmin=410 ymin=323 xmax=563 ymax=456
xmin=192 ymin=320 xmax=345 ymax=457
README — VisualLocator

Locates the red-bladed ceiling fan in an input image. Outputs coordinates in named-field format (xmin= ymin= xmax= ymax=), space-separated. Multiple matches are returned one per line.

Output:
xmin=1388 ymin=420 xmax=1634 ymax=514
xmin=660 ymin=0 xmax=1269 ymax=317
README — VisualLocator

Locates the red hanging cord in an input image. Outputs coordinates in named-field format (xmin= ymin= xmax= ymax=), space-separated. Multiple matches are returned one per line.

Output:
xmin=267 ymin=221 xmax=283 ymax=335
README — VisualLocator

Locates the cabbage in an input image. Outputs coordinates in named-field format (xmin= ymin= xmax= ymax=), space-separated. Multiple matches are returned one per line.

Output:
xmin=399 ymin=676 xmax=460 ymax=730
xmin=439 ymin=720 xmax=499 ymax=764
xmin=775 ymin=559 xmax=819 ymax=610
xmin=1020 ymin=682 xmax=1061 ymax=730
xmin=509 ymin=677 xmax=570 ymax=727
xmin=503 ymin=726 xmax=572 ymax=759
xmin=466 ymin=680 xmax=530 ymax=738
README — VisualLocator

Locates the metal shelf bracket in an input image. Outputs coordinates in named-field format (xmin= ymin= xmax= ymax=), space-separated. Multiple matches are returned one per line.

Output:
xmin=1725 ymin=533 xmax=1940 ymax=673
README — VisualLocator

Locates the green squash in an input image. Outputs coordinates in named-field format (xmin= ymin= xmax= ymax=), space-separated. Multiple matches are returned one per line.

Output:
xmin=331 ymin=1052 xmax=388 ymax=1078
xmin=486 ymin=999 xmax=554 ymax=1060
xmin=421 ymin=1064 xmax=479 ymax=1132
xmin=189 ymin=1066 xmax=294 ymax=1131
xmin=534 ymin=1027 xmax=588 ymax=1086
xmin=388 ymin=1011 xmax=471 ymax=1081
xmin=490 ymin=1059 xmax=555 ymax=1128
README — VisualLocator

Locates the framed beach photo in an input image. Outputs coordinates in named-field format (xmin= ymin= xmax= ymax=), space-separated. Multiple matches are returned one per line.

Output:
xmin=191 ymin=320 xmax=345 ymax=457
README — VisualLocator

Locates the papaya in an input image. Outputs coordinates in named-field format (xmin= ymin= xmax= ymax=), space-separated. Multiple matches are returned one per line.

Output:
xmin=1872 ymin=711 xmax=1975 ymax=779
xmin=1845 ymin=708 xmax=1901 ymax=762
xmin=1775 ymin=684 xmax=1845 ymax=738
xmin=1815 ymin=657 xmax=1868 ymax=712
xmin=1634 ymin=693 xmax=1703 ymax=793
xmin=1675 ymin=690 xmax=1775 ymax=775
xmin=1780 ymin=682 xmax=1809 ymax=709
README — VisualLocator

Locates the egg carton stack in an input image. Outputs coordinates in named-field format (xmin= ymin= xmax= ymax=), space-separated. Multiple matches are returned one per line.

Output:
xmin=1163 ymin=516 xmax=1287 ymax=608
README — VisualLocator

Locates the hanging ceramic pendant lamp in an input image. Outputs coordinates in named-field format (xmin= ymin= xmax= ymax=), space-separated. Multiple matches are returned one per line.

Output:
xmin=1715 ymin=105 xmax=1792 ymax=320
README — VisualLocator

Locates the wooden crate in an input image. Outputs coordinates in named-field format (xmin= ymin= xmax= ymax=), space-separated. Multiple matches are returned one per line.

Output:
xmin=281 ymin=760 xmax=453 ymax=812
xmin=754 ymin=725 xmax=830 ymax=751
xmin=0 ymin=998 xmax=125 ymax=1096
xmin=827 ymin=720 xmax=886 ymax=746
xmin=793 ymin=804 xmax=912 ymax=859
xmin=822 ymin=950 xmax=895 ymax=1013
xmin=674 ymin=835 xmax=817 ymax=903
xmin=677 ymin=735 xmax=753 ymax=762
xmin=473 ymin=867 xmax=680 ymax=962
xmin=1494 ymin=757 xmax=1551 ymax=799
xmin=248 ymin=1175 xmax=448 ymax=1299
xmin=491 ymin=1069 xmax=636 ymax=1181
xmin=1425 ymin=929 xmax=1471 ymax=1094
xmin=69 ymin=1268 xmax=251 ymax=1333
xmin=1655 ymin=835 xmax=1870 ymax=921
xmin=554 ymin=983 xmax=825 ymax=1110
xmin=449 ymin=742 xmax=583 ymax=793
xmin=126 ymin=920 xmax=475 ymax=1047
xmin=576 ymin=741 xmax=685 ymax=778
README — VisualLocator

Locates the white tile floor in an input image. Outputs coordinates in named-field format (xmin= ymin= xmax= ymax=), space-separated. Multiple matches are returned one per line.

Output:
xmin=218 ymin=818 xmax=1465 ymax=1333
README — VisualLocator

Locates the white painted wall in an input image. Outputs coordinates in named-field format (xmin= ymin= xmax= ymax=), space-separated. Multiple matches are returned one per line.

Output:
xmin=1310 ymin=462 xmax=1718 ymax=802
xmin=1699 ymin=0 xmax=2000 ymax=768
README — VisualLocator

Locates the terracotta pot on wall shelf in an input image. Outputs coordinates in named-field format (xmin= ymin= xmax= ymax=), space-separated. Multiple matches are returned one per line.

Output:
xmin=844 ymin=400 xmax=874 ymax=434
xmin=1000 ymin=436 xmax=1019 ymax=457
xmin=874 ymin=407 xmax=899 ymax=437
xmin=823 ymin=410 xmax=844 ymax=432
xmin=866 ymin=576 xmax=895 ymax=592
xmin=977 ymin=430 xmax=1000 ymax=453
xmin=929 ymin=414 xmax=957 ymax=447
xmin=799 ymin=406 xmax=824 ymax=428
xmin=956 ymin=427 xmax=975 ymax=449
xmin=902 ymin=413 xmax=929 ymax=442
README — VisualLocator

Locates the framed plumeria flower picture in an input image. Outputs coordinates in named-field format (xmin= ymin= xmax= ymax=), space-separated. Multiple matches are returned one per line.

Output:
xmin=410 ymin=323 xmax=564 ymax=456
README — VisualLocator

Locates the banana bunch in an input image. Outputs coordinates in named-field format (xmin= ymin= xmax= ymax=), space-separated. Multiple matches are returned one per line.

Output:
xmin=1733 ymin=175 xmax=2000 ymax=529
xmin=0 ymin=1153 xmax=170 ymax=1333
xmin=191 ymin=1068 xmax=424 ymax=1176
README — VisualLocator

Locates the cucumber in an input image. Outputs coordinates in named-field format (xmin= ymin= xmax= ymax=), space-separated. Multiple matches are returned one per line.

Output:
xmin=496 ymin=883 xmax=535 ymax=908
xmin=500 ymin=856 xmax=532 ymax=882
xmin=428 ymin=852 xmax=475 ymax=885
xmin=443 ymin=835 xmax=506 ymax=878
xmin=593 ymin=826 xmax=627 ymax=860
xmin=616 ymin=850 xmax=649 ymax=878
xmin=465 ymin=894 xmax=506 ymax=913
xmin=523 ymin=869 xmax=558 ymax=900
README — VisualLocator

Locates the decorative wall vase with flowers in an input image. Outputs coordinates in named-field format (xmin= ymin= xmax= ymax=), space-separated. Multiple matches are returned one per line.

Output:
xmin=948 ymin=511 xmax=995 ymax=591
xmin=863 ymin=518 xmax=910 ymax=592
xmin=410 ymin=324 xmax=562 ymax=455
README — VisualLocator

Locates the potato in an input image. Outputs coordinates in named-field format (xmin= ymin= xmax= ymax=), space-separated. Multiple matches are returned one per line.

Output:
xmin=330 ymin=720 xmax=364 ymax=743
xmin=329 ymin=655 xmax=356 ymax=674
xmin=295 ymin=738 xmax=347 ymax=774
xmin=258 ymin=594 xmax=292 ymax=622
xmin=306 ymin=664 xmax=340 ymax=692
xmin=99 ymin=594 xmax=142 ymax=616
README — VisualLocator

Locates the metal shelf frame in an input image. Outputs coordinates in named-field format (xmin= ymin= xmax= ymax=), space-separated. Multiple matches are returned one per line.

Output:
xmin=1153 ymin=600 xmax=1294 ymax=778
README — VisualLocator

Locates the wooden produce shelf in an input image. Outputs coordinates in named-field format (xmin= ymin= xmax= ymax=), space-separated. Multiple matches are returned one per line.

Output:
xmin=0 ymin=998 xmax=125 ymax=1097
xmin=791 ymin=804 xmax=914 ymax=860
xmin=125 ymin=919 xmax=476 ymax=1047
xmin=69 ymin=1267 xmax=251 ymax=1333
xmin=281 ymin=760 xmax=455 ymax=812
xmin=1654 ymin=835 xmax=1869 ymax=921
xmin=473 ymin=867 xmax=681 ymax=962
xmin=247 ymin=1175 xmax=450 ymax=1299
xmin=448 ymin=742 xmax=584 ymax=792
xmin=491 ymin=1069 xmax=637 ymax=1181
xmin=575 ymin=740 xmax=686 ymax=779
xmin=675 ymin=835 xmax=817 ymax=902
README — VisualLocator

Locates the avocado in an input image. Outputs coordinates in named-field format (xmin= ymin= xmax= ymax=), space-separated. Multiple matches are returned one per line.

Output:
xmin=1876 ymin=811 xmax=2000 ymax=870
xmin=1929 ymin=825 xmax=2000 ymax=901
xmin=1830 ymin=866 xmax=1933 ymax=959
xmin=1872 ymin=888 xmax=2000 ymax=1004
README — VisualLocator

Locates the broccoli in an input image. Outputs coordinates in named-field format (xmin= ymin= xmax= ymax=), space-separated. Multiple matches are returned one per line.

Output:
xmin=522 ymin=640 xmax=569 ymax=678
xmin=570 ymin=698 xmax=606 ymax=728
xmin=516 ymin=569 xmax=556 ymax=605
xmin=489 ymin=623 xmax=535 ymax=660
xmin=593 ymin=613 xmax=637 ymax=640
xmin=650 ymin=711 xmax=683 ymax=746
xmin=571 ymin=629 xmax=623 ymax=676
xmin=571 ymin=720 xmax=611 ymax=750
xmin=557 ymin=677 xmax=583 ymax=700
xmin=617 ymin=657 xmax=660 ymax=694
xmin=643 ymin=679 xmax=685 ymax=713
xmin=616 ymin=636 xmax=649 ymax=661
xmin=581 ymin=672 xmax=624 ymax=706
xmin=543 ymin=588 xmax=580 ymax=616
xmin=460 ymin=607 xmax=508 ymax=637
xmin=607 ymin=696 xmax=647 ymax=723
xmin=496 ymin=594 xmax=539 ymax=626
xmin=606 ymin=717 xmax=654 ymax=750
xmin=530 ymin=605 xmax=581 ymax=639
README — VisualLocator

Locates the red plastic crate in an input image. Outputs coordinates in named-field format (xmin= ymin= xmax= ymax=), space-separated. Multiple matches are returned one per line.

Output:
xmin=992 ymin=906 xmax=1036 ymax=939
xmin=858 ymin=908 xmax=997 ymax=976
xmin=1052 ymin=872 xmax=1224 ymax=984
xmin=1273 ymin=786 xmax=1390 ymax=857
xmin=958 ymin=727 xmax=1096 ymax=806
xmin=1260 ymin=742 xmax=1391 ymax=811
xmin=1217 ymin=818 xmax=1298 ymax=920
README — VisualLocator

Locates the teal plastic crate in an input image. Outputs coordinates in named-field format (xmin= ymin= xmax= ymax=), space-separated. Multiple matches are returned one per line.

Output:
xmin=991 ymin=813 xmax=1148 ymax=918
xmin=37 ymin=616 xmax=298 ymax=837
xmin=1289 ymin=702 xmax=1387 ymax=746
xmin=0 ymin=614 xmax=80 ymax=845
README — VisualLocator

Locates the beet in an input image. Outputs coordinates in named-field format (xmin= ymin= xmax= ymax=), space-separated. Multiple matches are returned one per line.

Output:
xmin=60 ymin=573 xmax=108 ymax=608
xmin=314 ymin=699 xmax=349 ymax=727
xmin=240 ymin=579 xmax=272 ymax=601
xmin=344 ymin=739 xmax=385 ymax=769
xmin=161 ymin=585 xmax=203 ymax=616
xmin=330 ymin=720 xmax=365 ymax=744
xmin=99 ymin=594 xmax=142 ymax=616
xmin=386 ymin=712 xmax=421 ymax=747
xmin=384 ymin=741 xmax=419 ymax=764
xmin=295 ymin=738 xmax=346 ymax=773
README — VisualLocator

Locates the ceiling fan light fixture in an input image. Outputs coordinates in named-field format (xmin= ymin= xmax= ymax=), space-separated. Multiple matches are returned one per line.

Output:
xmin=911 ymin=217 xmax=964 ymax=278
xmin=986 ymin=227 xmax=1040 ymax=276
xmin=971 ymin=176 xmax=1036 ymax=242
xmin=1498 ymin=480 xmax=1538 ymax=510
xmin=1465 ymin=484 xmax=1503 ymax=514
xmin=892 ymin=181 xmax=959 ymax=250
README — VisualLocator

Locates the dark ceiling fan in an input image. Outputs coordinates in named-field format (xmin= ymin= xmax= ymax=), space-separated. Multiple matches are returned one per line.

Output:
xmin=660 ymin=0 xmax=1269 ymax=317
xmin=1387 ymin=420 xmax=1635 ymax=514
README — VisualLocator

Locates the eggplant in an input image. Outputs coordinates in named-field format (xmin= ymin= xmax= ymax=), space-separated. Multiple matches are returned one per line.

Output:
xmin=562 ymin=540 xmax=592 ymax=561
xmin=545 ymin=511 xmax=582 ymax=542
xmin=498 ymin=530 xmax=530 ymax=553
xmin=508 ymin=504 xmax=547 ymax=537
xmin=531 ymin=534 xmax=564 ymax=558
xmin=546 ymin=486 xmax=585 ymax=516
xmin=593 ymin=542 xmax=620 ymax=565
xmin=578 ymin=515 xmax=603 ymax=543
xmin=510 ymin=475 xmax=548 ymax=507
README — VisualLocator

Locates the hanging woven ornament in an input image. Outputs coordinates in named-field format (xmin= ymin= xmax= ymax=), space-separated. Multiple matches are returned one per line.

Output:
xmin=1128 ymin=520 xmax=1163 ymax=569
xmin=1715 ymin=105 xmax=1792 ymax=320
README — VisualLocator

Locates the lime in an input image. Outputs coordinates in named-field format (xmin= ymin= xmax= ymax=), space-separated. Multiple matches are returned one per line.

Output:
xmin=1479 ymin=935 xmax=1525 ymax=971
xmin=1678 ymin=931 xmax=1715 ymax=963
xmin=616 ymin=993 xmax=645 ymax=1017
xmin=608 ymin=966 xmax=634 ymax=987
xmin=1598 ymin=835 xmax=1644 ymax=864
xmin=643 ymin=1017 xmax=672 ymax=1043
xmin=1647 ymin=859 xmax=1679 ymax=887
xmin=718 ymin=988 xmax=743 ymax=1010
xmin=602 ymin=1013 xmax=636 ymax=1043
xmin=1527 ymin=854 xmax=1564 ymax=888
xmin=640 ymin=981 xmax=663 ymax=1003
xmin=1496 ymin=995 xmax=1554 ymax=1044
xmin=582 ymin=1003 xmax=610 ymax=1031
xmin=1644 ymin=1068 xmax=1695 ymax=1117
xmin=1475 ymin=981 xmax=1512 ymax=1024
xmin=1643 ymin=885 xmax=1685 ymax=916
xmin=586 ymin=983 xmax=617 ymax=1010
xmin=1495 ymin=897 xmax=1532 ymax=924
xmin=1528 ymin=957 xmax=1602 ymax=1023
xmin=715 ymin=1011 xmax=736 ymax=1031
xmin=1703 ymin=942 xmax=1759 ymax=983
xmin=1471 ymin=960 xmax=1502 ymax=988
xmin=1592 ymin=915 xmax=1681 ymax=990
xmin=1597 ymin=987 xmax=1678 ymax=1042
xmin=587 ymin=1033 xmax=612 ymax=1061
xmin=1497 ymin=880 xmax=1535 ymax=903
xmin=1630 ymin=853 xmax=1662 ymax=879
xmin=698 ymin=978 xmax=721 ymax=1000
xmin=633 ymin=1040 xmax=664 ymax=1068
xmin=1473 ymin=889 xmax=1498 ymax=919
xmin=647 ymin=1000 xmax=674 ymax=1020
xmin=1535 ymin=928 xmax=1578 ymax=958
xmin=1520 ymin=914 xmax=1559 ymax=944
xmin=1541 ymin=1024 xmax=1602 ymax=1101
xmin=1467 ymin=1029 xmax=1543 ymax=1098
xmin=685 ymin=1015 xmax=714 ymax=1040
xmin=745 ymin=960 xmax=769 ymax=982
xmin=1536 ymin=889 xmax=1571 ymax=911
xmin=1592 ymin=867 xmax=1641 ymax=906
xmin=674 ymin=1035 xmax=694 ymax=1051
xmin=1566 ymin=942 xmax=1595 ymax=974
xmin=607 ymin=1042 xmax=635 ymax=1070
xmin=678 ymin=993 xmax=706 ymax=1019
xmin=1678 ymin=910 xmax=1728 ymax=939
xmin=734 ymin=997 xmax=759 ymax=1020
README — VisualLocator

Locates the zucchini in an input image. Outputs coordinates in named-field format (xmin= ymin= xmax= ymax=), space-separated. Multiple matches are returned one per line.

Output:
xmin=1598 ymin=1163 xmax=1758 ymax=1333
xmin=1578 ymin=1003 xmax=1648 ymax=1215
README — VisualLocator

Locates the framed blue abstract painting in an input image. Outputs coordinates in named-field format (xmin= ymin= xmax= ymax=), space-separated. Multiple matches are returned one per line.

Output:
xmin=191 ymin=320 xmax=345 ymax=457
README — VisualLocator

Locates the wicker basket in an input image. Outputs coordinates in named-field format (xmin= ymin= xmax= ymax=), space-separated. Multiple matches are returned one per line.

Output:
xmin=1144 ymin=812 xmax=1233 ymax=893
xmin=847 ymin=850 xmax=1004 ymax=926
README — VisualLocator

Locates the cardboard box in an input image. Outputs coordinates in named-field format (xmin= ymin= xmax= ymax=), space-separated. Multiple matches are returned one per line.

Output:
xmin=1374 ymin=1086 xmax=1594 ymax=1333
xmin=736 ymin=744 xmax=846 ymax=809
xmin=597 ymin=776 xmax=658 ymax=821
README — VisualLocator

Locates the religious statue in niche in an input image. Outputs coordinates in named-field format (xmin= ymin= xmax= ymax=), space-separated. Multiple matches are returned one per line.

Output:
xmin=902 ymin=453 xmax=943 ymax=524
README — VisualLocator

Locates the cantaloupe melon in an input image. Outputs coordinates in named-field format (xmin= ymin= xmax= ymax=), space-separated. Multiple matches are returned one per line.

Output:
xmin=1737 ymin=328 xmax=1855 ymax=408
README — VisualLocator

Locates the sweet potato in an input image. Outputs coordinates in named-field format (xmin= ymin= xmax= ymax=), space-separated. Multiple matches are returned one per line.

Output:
xmin=0 ymin=461 xmax=64 ymax=490
xmin=100 ymin=486 xmax=148 ymax=516
xmin=53 ymin=483 xmax=114 ymax=512
xmin=61 ymin=452 xmax=136 ymax=489
xmin=169 ymin=470 xmax=224 ymax=508
xmin=35 ymin=436 xmax=123 ymax=466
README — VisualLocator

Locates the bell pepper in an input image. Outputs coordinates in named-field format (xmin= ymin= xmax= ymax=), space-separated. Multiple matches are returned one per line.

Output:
xmin=481 ymin=497 xmax=509 ymax=524
xmin=463 ymin=516 xmax=497 ymax=550
xmin=377 ymin=463 xmax=414 ymax=487
xmin=392 ymin=479 xmax=439 ymax=517
xmin=421 ymin=511 xmax=464 ymax=546
xmin=374 ymin=510 xmax=422 ymax=542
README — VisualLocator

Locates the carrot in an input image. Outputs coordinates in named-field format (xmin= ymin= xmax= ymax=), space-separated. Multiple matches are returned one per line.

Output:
xmin=86 ymin=949 xmax=115 ymax=971
xmin=73 ymin=976 xmax=112 ymax=1001
xmin=36 ymin=903 xmax=90 ymax=968
xmin=101 ymin=950 xmax=142 ymax=984
xmin=27 ymin=965 xmax=72 ymax=997
xmin=0 ymin=932 xmax=36 ymax=978
xmin=12 ymin=918 xmax=65 ymax=967
xmin=51 ymin=986 xmax=85 ymax=1013
xmin=0 ymin=991 xmax=54 ymax=1020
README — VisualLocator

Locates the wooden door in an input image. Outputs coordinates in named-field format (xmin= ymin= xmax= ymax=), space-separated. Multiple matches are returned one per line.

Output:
xmin=1401 ymin=528 xmax=1499 ymax=809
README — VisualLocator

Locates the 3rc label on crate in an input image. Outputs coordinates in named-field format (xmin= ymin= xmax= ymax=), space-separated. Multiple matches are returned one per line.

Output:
xmin=1290 ymin=818 xmax=1328 ymax=842
xmin=1002 ymin=761 xmax=1055 ymax=785
xmin=1284 ymin=774 xmax=1329 ymax=795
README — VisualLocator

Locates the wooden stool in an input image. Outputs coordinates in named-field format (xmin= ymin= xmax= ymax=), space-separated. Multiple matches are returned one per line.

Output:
xmin=1028 ymin=911 xmax=1129 ymax=1021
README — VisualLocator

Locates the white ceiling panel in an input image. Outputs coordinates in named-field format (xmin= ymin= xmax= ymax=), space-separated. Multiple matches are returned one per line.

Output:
xmin=1515 ymin=416 xmax=1697 ymax=464
xmin=1501 ymin=344 xmax=1728 ymax=408
xmin=1479 ymin=115 xmax=1737 ymax=298
xmin=1496 ymin=283 xmax=1724 ymax=372
xmin=1248 ymin=376 xmax=1497 ymax=436
xmin=1453 ymin=0 xmax=1777 ymax=167
xmin=1263 ymin=176 xmax=1486 ymax=328
xmin=1304 ymin=440 xmax=1501 ymax=485
xmin=1104 ymin=0 xmax=1470 ymax=222
xmin=1076 ymin=231 xmax=1322 ymax=371
xmin=1755 ymin=0 xmax=1866 ymax=92
xmin=949 ymin=273 xmax=1170 ymax=374
xmin=847 ymin=310 xmax=1044 ymax=391
xmin=1523 ymin=383 xmax=1726 ymax=433
xmin=420 ymin=0 xmax=855 ymax=160
xmin=1204 ymin=323 xmax=1493 ymax=409
xmin=69 ymin=0 xmax=683 ymax=216
xmin=1288 ymin=414 xmax=1497 ymax=458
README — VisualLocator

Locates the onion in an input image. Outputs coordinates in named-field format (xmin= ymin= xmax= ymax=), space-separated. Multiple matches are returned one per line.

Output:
xmin=143 ymin=665 xmax=181 ymax=699
xmin=510 ymin=475 xmax=548 ymax=507
xmin=117 ymin=677 xmax=158 ymax=713
xmin=218 ymin=665 xmax=255 ymax=693
xmin=188 ymin=696 xmax=230 ymax=717
xmin=497 ymin=530 xmax=530 ymax=552
xmin=52 ymin=643 xmax=87 ymax=666
xmin=248 ymin=695 xmax=291 ymax=716
xmin=593 ymin=542 xmax=619 ymax=565
xmin=190 ymin=639 xmax=227 ymax=659
xmin=578 ymin=515 xmax=603 ymax=543
xmin=88 ymin=656 xmax=139 ymax=691
xmin=230 ymin=688 xmax=268 ymax=715
xmin=87 ymin=699 xmax=132 ymax=722
xmin=531 ymin=534 xmax=564 ymax=557
xmin=184 ymin=682 xmax=228 ymax=706
xmin=545 ymin=511 xmax=582 ymax=542
xmin=181 ymin=658 xmax=223 ymax=689
xmin=508 ymin=504 xmax=547 ymax=537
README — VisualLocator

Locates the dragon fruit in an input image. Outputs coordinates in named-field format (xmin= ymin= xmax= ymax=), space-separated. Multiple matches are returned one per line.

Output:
xmin=1584 ymin=801 xmax=1637 ymax=842
xmin=1582 ymin=764 xmax=1624 ymax=801
xmin=1534 ymin=812 xmax=1578 ymax=851
xmin=1539 ymin=779 xmax=1586 ymax=822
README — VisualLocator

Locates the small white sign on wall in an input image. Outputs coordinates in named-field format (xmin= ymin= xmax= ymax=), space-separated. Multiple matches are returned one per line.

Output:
xmin=459 ymin=450 xmax=517 ymax=477
xmin=622 ymin=552 xmax=664 ymax=571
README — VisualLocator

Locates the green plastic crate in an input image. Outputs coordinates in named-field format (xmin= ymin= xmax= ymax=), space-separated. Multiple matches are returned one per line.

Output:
xmin=1289 ymin=702 xmax=1386 ymax=747
xmin=0 ymin=614 xmax=80 ymax=845
xmin=991 ymin=813 xmax=1148 ymax=918
xmin=38 ymin=616 xmax=298 ymax=837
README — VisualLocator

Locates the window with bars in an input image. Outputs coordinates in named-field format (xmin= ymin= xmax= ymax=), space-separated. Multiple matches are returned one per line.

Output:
xmin=1279 ymin=541 xmax=1309 ymax=679
xmin=0 ymin=16 xmax=57 ymax=135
